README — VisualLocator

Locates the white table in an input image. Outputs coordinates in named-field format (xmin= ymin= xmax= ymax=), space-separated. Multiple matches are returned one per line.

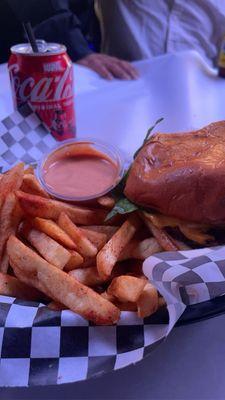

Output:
xmin=1 ymin=50 xmax=225 ymax=399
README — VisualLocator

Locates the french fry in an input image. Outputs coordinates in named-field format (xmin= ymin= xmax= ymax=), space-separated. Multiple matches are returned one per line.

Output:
xmin=21 ymin=174 xmax=50 ymax=198
xmin=0 ymin=271 xmax=42 ymax=301
xmin=24 ymin=166 xmax=35 ymax=175
xmin=81 ymin=225 xmax=118 ymax=240
xmin=79 ymin=227 xmax=107 ymax=250
xmin=0 ymin=163 xmax=24 ymax=209
xmin=7 ymin=235 xmax=120 ymax=325
xmin=101 ymin=291 xmax=137 ymax=311
xmin=0 ymin=192 xmax=17 ymax=266
xmin=58 ymin=212 xmax=98 ymax=257
xmin=0 ymin=194 xmax=23 ymax=273
xmin=137 ymin=283 xmax=159 ymax=318
xmin=142 ymin=212 xmax=179 ymax=251
xmin=97 ymin=214 xmax=142 ymax=280
xmin=97 ymin=196 xmax=115 ymax=209
xmin=119 ymin=238 xmax=162 ymax=261
xmin=32 ymin=217 xmax=76 ymax=250
xmin=107 ymin=275 xmax=146 ymax=303
xmin=69 ymin=266 xmax=104 ymax=287
xmin=64 ymin=250 xmax=84 ymax=271
xmin=1 ymin=252 xmax=9 ymax=274
xmin=47 ymin=301 xmax=67 ymax=311
xmin=158 ymin=297 xmax=166 ymax=308
xmin=172 ymin=238 xmax=192 ymax=250
xmin=101 ymin=291 xmax=116 ymax=302
xmin=16 ymin=191 xmax=107 ymax=225
xmin=75 ymin=260 xmax=143 ymax=283
xmin=80 ymin=256 xmax=96 ymax=268
xmin=116 ymin=301 xmax=137 ymax=312
xmin=20 ymin=224 xmax=71 ymax=269
xmin=10 ymin=258 xmax=46 ymax=294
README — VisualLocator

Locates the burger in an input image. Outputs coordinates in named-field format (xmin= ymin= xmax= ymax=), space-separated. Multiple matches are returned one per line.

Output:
xmin=123 ymin=120 xmax=225 ymax=248
xmin=125 ymin=120 xmax=225 ymax=225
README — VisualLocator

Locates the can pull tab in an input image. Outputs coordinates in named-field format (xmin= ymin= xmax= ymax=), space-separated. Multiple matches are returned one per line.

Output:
xmin=35 ymin=40 xmax=49 ymax=53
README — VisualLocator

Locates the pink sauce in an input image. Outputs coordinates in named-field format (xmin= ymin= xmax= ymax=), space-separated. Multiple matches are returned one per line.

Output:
xmin=43 ymin=150 xmax=119 ymax=198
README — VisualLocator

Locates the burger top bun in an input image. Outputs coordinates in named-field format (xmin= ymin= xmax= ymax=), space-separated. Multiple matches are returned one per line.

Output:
xmin=124 ymin=121 xmax=225 ymax=225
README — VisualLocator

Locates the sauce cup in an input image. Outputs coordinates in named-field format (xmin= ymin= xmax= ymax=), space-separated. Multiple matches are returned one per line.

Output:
xmin=37 ymin=138 xmax=124 ymax=202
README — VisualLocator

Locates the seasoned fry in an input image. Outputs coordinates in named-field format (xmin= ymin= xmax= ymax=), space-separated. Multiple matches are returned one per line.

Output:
xmin=20 ymin=224 xmax=71 ymax=269
xmin=137 ymin=282 xmax=159 ymax=318
xmin=0 ymin=271 xmax=42 ymax=301
xmin=7 ymin=235 xmax=120 ymax=325
xmin=79 ymin=227 xmax=107 ymax=250
xmin=69 ymin=266 xmax=104 ymax=287
xmin=172 ymin=239 xmax=191 ymax=250
xmin=32 ymin=217 xmax=76 ymax=250
xmin=0 ymin=192 xmax=17 ymax=266
xmin=0 ymin=163 xmax=24 ymax=209
xmin=97 ymin=214 xmax=141 ymax=280
xmin=116 ymin=301 xmax=137 ymax=312
xmin=47 ymin=301 xmax=67 ymax=311
xmin=101 ymin=291 xmax=116 ymax=302
xmin=81 ymin=225 xmax=118 ymax=240
xmin=158 ymin=297 xmax=166 ymax=308
xmin=80 ymin=256 xmax=96 ymax=268
xmin=101 ymin=291 xmax=137 ymax=311
xmin=24 ymin=166 xmax=35 ymax=175
xmin=97 ymin=196 xmax=115 ymax=209
xmin=9 ymin=259 xmax=47 ymax=296
xmin=119 ymin=238 xmax=162 ymax=261
xmin=58 ymin=212 xmax=98 ymax=257
xmin=107 ymin=275 xmax=146 ymax=303
xmin=1 ymin=251 xmax=9 ymax=274
xmin=142 ymin=212 xmax=179 ymax=251
xmin=21 ymin=174 xmax=50 ymax=198
xmin=64 ymin=250 xmax=84 ymax=271
xmin=16 ymin=191 xmax=107 ymax=225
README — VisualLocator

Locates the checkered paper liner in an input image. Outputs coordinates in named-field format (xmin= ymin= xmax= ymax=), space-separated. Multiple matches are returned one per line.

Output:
xmin=1 ymin=246 xmax=225 ymax=386
xmin=0 ymin=103 xmax=56 ymax=173
xmin=1 ymin=107 xmax=225 ymax=386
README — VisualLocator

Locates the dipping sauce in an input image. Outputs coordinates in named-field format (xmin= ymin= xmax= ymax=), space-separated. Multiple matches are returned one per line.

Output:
xmin=40 ymin=140 xmax=123 ymax=200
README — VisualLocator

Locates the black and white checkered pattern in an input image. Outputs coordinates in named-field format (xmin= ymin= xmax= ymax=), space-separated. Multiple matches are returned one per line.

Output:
xmin=0 ymin=295 xmax=167 ymax=386
xmin=1 ymin=107 xmax=225 ymax=387
xmin=0 ymin=103 xmax=56 ymax=173
xmin=1 ymin=246 xmax=225 ymax=386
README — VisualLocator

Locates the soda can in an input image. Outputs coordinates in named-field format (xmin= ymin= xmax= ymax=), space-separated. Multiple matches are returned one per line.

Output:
xmin=8 ymin=40 xmax=76 ymax=141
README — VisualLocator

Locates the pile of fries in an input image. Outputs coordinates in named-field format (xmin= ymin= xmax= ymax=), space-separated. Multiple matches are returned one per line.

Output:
xmin=0 ymin=163 xmax=213 ymax=325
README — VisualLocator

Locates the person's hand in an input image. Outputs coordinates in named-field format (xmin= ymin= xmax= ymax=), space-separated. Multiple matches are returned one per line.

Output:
xmin=77 ymin=53 xmax=138 ymax=80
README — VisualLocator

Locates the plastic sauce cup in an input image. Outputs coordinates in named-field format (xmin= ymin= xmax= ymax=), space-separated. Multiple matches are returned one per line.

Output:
xmin=38 ymin=138 xmax=124 ymax=202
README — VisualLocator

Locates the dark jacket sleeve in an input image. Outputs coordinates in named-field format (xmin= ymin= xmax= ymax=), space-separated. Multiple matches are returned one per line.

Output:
xmin=34 ymin=12 xmax=92 ymax=61
xmin=7 ymin=0 xmax=92 ymax=61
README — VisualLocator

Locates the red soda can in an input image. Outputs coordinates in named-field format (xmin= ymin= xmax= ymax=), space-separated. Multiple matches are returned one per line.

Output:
xmin=8 ymin=40 xmax=76 ymax=141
